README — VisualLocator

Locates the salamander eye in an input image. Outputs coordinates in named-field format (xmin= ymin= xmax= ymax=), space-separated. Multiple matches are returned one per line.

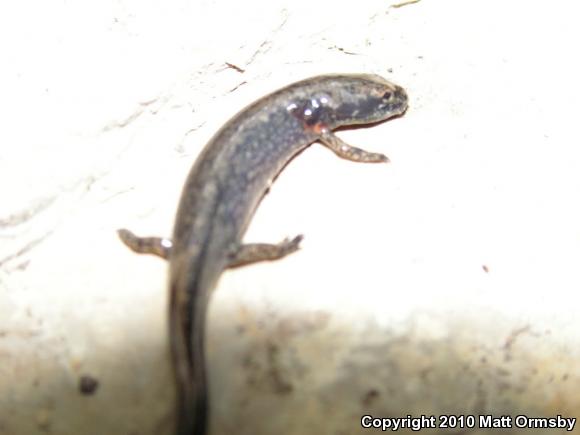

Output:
xmin=382 ymin=91 xmax=393 ymax=100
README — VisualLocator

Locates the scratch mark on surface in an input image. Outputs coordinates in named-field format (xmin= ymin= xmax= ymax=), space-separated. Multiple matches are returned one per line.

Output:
xmin=0 ymin=197 xmax=55 ymax=228
xmin=102 ymin=97 xmax=161 ymax=132
xmin=245 ymin=11 xmax=289 ymax=67
xmin=0 ymin=231 xmax=53 ymax=268
xmin=503 ymin=325 xmax=532 ymax=358
xmin=225 ymin=62 xmax=245 ymax=73
xmin=328 ymin=45 xmax=360 ymax=56
xmin=391 ymin=0 xmax=421 ymax=8
xmin=228 ymin=81 xmax=247 ymax=93
xmin=175 ymin=122 xmax=207 ymax=154
xmin=99 ymin=187 xmax=134 ymax=204
xmin=246 ymin=40 xmax=272 ymax=68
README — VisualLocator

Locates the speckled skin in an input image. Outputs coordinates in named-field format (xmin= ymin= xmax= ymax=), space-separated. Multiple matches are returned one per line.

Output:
xmin=119 ymin=74 xmax=408 ymax=435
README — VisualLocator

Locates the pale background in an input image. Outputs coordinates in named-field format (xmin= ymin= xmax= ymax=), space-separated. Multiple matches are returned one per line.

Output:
xmin=1 ymin=0 xmax=579 ymax=434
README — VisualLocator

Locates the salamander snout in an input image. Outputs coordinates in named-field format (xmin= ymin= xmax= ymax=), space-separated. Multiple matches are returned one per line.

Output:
xmin=380 ymin=84 xmax=408 ymax=115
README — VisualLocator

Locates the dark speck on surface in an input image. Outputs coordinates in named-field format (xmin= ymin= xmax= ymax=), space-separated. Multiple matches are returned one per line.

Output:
xmin=79 ymin=375 xmax=99 ymax=395
xmin=362 ymin=388 xmax=380 ymax=406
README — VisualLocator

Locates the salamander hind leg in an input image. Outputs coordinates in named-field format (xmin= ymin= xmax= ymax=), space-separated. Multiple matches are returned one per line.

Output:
xmin=227 ymin=235 xmax=304 ymax=268
xmin=117 ymin=228 xmax=172 ymax=260
xmin=319 ymin=129 xmax=389 ymax=163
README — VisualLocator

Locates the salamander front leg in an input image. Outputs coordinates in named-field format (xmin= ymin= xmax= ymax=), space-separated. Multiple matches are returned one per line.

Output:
xmin=227 ymin=235 xmax=304 ymax=268
xmin=117 ymin=228 xmax=172 ymax=260
xmin=319 ymin=128 xmax=389 ymax=163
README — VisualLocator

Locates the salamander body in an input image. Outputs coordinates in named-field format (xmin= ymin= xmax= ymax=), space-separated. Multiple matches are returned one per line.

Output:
xmin=119 ymin=74 xmax=408 ymax=435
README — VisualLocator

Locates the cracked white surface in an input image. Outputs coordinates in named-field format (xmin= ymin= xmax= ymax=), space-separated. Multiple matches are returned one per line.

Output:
xmin=1 ymin=0 xmax=580 ymax=434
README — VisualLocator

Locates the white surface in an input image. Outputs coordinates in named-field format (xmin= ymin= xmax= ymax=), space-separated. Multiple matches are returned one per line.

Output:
xmin=1 ymin=0 xmax=580 ymax=434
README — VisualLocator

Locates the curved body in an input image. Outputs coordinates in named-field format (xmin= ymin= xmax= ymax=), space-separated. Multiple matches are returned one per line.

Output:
xmin=119 ymin=74 xmax=408 ymax=435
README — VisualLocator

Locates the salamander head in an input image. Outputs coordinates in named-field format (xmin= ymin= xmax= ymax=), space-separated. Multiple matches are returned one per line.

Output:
xmin=288 ymin=74 xmax=408 ymax=130
xmin=331 ymin=74 xmax=408 ymax=125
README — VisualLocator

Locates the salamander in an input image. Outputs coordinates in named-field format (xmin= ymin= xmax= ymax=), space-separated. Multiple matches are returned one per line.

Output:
xmin=118 ymin=74 xmax=408 ymax=435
